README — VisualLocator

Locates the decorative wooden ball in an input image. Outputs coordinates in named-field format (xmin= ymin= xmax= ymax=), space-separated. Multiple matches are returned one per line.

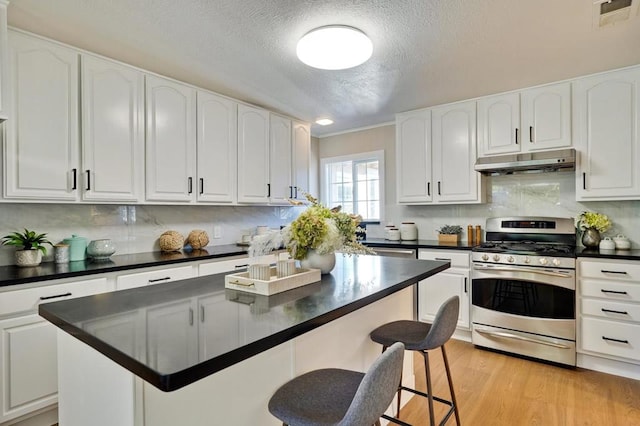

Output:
xmin=187 ymin=229 xmax=209 ymax=249
xmin=159 ymin=230 xmax=184 ymax=252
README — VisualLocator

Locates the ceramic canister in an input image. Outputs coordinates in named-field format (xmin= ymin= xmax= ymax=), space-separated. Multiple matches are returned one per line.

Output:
xmin=63 ymin=234 xmax=88 ymax=261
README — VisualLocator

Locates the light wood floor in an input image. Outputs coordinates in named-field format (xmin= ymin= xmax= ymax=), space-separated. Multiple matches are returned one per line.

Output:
xmin=396 ymin=339 xmax=640 ymax=426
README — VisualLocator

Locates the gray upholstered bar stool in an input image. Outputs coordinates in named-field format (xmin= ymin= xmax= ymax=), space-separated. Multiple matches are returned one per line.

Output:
xmin=369 ymin=296 xmax=461 ymax=426
xmin=268 ymin=342 xmax=406 ymax=426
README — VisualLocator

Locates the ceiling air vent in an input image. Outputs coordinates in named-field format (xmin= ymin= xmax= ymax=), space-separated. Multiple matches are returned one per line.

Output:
xmin=593 ymin=0 xmax=638 ymax=28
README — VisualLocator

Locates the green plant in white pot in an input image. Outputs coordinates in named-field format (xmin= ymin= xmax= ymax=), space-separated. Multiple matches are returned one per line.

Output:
xmin=1 ymin=229 xmax=52 ymax=267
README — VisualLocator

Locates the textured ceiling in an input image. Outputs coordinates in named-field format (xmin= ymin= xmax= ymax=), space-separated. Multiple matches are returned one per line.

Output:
xmin=7 ymin=0 xmax=640 ymax=137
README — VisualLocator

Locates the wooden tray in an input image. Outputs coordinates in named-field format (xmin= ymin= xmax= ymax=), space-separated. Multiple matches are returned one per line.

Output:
xmin=224 ymin=267 xmax=321 ymax=295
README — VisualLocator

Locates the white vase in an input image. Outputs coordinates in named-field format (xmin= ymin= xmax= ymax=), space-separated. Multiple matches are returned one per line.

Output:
xmin=300 ymin=250 xmax=336 ymax=274
xmin=15 ymin=249 xmax=42 ymax=267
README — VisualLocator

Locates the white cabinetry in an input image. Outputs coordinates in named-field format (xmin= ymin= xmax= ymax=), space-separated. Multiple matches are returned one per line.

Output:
xmin=577 ymin=258 xmax=640 ymax=374
xmin=0 ymin=1 xmax=9 ymax=120
xmin=418 ymin=250 xmax=470 ymax=329
xmin=145 ymin=74 xmax=197 ymax=202
xmin=0 ymin=277 xmax=109 ymax=424
xmin=237 ymin=104 xmax=270 ymax=203
xmin=574 ymin=67 xmax=640 ymax=201
xmin=478 ymin=82 xmax=571 ymax=156
xmin=269 ymin=114 xmax=293 ymax=204
xmin=292 ymin=121 xmax=311 ymax=200
xmin=396 ymin=103 xmax=483 ymax=205
xmin=81 ymin=54 xmax=144 ymax=202
xmin=196 ymin=90 xmax=237 ymax=203
xmin=4 ymin=31 xmax=79 ymax=200
xmin=116 ymin=265 xmax=195 ymax=291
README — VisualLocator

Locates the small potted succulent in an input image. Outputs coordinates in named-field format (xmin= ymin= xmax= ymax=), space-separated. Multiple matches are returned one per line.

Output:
xmin=1 ymin=229 xmax=52 ymax=267
xmin=437 ymin=225 xmax=462 ymax=244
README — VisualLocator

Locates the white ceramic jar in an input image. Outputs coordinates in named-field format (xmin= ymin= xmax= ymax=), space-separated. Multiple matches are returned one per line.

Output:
xmin=400 ymin=222 xmax=418 ymax=241
xmin=388 ymin=228 xmax=401 ymax=241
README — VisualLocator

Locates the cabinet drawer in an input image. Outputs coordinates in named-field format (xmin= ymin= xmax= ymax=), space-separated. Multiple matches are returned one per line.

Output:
xmin=581 ymin=299 xmax=640 ymax=322
xmin=199 ymin=256 xmax=249 ymax=276
xmin=0 ymin=277 xmax=110 ymax=317
xmin=418 ymin=250 xmax=469 ymax=268
xmin=579 ymin=260 xmax=640 ymax=281
xmin=580 ymin=317 xmax=640 ymax=362
xmin=116 ymin=265 xmax=195 ymax=290
xmin=580 ymin=278 xmax=640 ymax=302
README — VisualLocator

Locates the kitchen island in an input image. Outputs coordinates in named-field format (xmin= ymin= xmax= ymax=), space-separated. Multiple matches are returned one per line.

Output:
xmin=39 ymin=255 xmax=449 ymax=426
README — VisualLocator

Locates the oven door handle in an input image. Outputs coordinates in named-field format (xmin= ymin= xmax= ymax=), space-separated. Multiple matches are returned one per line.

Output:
xmin=474 ymin=327 xmax=573 ymax=349
xmin=473 ymin=264 xmax=572 ymax=278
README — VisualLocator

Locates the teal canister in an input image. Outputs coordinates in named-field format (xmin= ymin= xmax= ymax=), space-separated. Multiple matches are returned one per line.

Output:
xmin=63 ymin=234 xmax=88 ymax=261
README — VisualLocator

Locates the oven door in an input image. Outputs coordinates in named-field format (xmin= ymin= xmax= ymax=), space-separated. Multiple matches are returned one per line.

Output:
xmin=471 ymin=263 xmax=576 ymax=365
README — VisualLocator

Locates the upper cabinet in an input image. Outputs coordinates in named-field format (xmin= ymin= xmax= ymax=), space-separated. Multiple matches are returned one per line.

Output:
xmin=269 ymin=114 xmax=293 ymax=204
xmin=196 ymin=90 xmax=237 ymax=204
xmin=292 ymin=120 xmax=311 ymax=200
xmin=478 ymin=82 xmax=571 ymax=157
xmin=574 ymin=67 xmax=640 ymax=201
xmin=396 ymin=103 xmax=484 ymax=205
xmin=4 ymin=31 xmax=79 ymax=201
xmin=237 ymin=104 xmax=270 ymax=203
xmin=81 ymin=54 xmax=144 ymax=202
xmin=0 ymin=1 xmax=8 ymax=121
xmin=145 ymin=75 xmax=197 ymax=202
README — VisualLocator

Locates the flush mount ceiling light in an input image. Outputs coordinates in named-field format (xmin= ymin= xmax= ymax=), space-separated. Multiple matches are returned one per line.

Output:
xmin=296 ymin=25 xmax=373 ymax=70
xmin=315 ymin=118 xmax=334 ymax=126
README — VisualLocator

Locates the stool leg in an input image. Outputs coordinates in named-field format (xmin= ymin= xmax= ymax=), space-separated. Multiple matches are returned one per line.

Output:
xmin=421 ymin=351 xmax=436 ymax=426
xmin=441 ymin=345 xmax=461 ymax=426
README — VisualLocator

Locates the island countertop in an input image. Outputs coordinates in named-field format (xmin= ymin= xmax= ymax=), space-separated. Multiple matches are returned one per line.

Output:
xmin=39 ymin=255 xmax=449 ymax=392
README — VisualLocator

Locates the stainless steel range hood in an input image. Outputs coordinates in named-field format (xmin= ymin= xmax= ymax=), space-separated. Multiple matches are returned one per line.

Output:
xmin=474 ymin=148 xmax=575 ymax=176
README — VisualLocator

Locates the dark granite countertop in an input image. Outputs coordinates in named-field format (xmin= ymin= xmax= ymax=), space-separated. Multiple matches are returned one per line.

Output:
xmin=361 ymin=238 xmax=476 ymax=251
xmin=39 ymin=255 xmax=449 ymax=392
xmin=0 ymin=244 xmax=248 ymax=288
xmin=575 ymin=247 xmax=640 ymax=261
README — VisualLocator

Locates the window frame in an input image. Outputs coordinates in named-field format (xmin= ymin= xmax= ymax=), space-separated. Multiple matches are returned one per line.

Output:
xmin=320 ymin=150 xmax=385 ymax=224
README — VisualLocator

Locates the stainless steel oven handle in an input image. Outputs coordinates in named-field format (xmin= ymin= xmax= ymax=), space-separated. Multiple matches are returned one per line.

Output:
xmin=474 ymin=328 xmax=572 ymax=349
xmin=373 ymin=248 xmax=416 ymax=256
xmin=473 ymin=264 xmax=572 ymax=278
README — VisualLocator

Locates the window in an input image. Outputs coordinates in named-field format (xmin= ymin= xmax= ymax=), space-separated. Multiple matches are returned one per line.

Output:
xmin=320 ymin=150 xmax=384 ymax=222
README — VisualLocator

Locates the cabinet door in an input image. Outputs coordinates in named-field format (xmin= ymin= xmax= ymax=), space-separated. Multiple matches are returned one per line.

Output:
xmin=418 ymin=269 xmax=470 ymax=329
xmin=0 ymin=3 xmax=8 ymax=120
xmin=196 ymin=90 xmax=237 ymax=203
xmin=269 ymin=114 xmax=293 ymax=204
xmin=81 ymin=54 xmax=144 ymax=202
xmin=145 ymin=75 xmax=196 ymax=202
xmin=0 ymin=315 xmax=57 ymax=423
xmin=237 ymin=104 xmax=270 ymax=203
xmin=521 ymin=82 xmax=571 ymax=152
xmin=82 ymin=311 xmax=146 ymax=363
xmin=432 ymin=101 xmax=481 ymax=203
xmin=292 ymin=120 xmax=310 ymax=200
xmin=146 ymin=300 xmax=198 ymax=372
xmin=478 ymin=93 xmax=520 ymax=156
xmin=5 ymin=31 xmax=79 ymax=200
xmin=198 ymin=293 xmax=240 ymax=360
xmin=574 ymin=67 xmax=640 ymax=200
xmin=396 ymin=109 xmax=432 ymax=203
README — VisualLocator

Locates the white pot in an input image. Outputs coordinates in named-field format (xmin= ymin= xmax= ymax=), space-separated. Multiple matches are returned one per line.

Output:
xmin=15 ymin=249 xmax=42 ymax=267
xmin=300 ymin=250 xmax=336 ymax=274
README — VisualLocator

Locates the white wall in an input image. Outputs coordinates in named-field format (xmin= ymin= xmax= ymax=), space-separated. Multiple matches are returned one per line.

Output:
xmin=319 ymin=124 xmax=640 ymax=244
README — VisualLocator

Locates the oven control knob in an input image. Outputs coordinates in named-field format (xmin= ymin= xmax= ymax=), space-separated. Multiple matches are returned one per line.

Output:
xmin=492 ymin=254 xmax=501 ymax=262
xmin=507 ymin=256 xmax=515 ymax=263
xmin=481 ymin=254 xmax=489 ymax=261
xmin=523 ymin=257 xmax=531 ymax=264
xmin=539 ymin=257 xmax=548 ymax=266
xmin=552 ymin=258 xmax=561 ymax=267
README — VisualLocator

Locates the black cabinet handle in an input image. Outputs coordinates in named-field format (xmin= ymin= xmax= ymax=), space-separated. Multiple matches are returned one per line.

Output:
xmin=601 ymin=270 xmax=628 ymax=275
xmin=85 ymin=170 xmax=91 ymax=191
xmin=464 ymin=277 xmax=468 ymax=293
xmin=582 ymin=173 xmax=586 ymax=190
xmin=289 ymin=186 xmax=293 ymax=198
xmin=294 ymin=186 xmax=298 ymax=199
xmin=189 ymin=308 xmax=194 ymax=326
xmin=235 ymin=264 xmax=249 ymax=268
xmin=602 ymin=336 xmax=629 ymax=344
xmin=427 ymin=182 xmax=431 ymax=196
xmin=188 ymin=177 xmax=193 ymax=194
xmin=40 ymin=292 xmax=72 ymax=301
xmin=437 ymin=181 xmax=441 ymax=195
xmin=529 ymin=126 xmax=534 ymax=143
xmin=601 ymin=308 xmax=628 ymax=315
xmin=149 ymin=276 xmax=171 ymax=283
xmin=200 ymin=305 xmax=205 ymax=322
xmin=515 ymin=128 xmax=519 ymax=145
xmin=600 ymin=289 xmax=628 ymax=295
xmin=435 ymin=258 xmax=451 ymax=261
xmin=267 ymin=183 xmax=271 ymax=197
xmin=72 ymin=169 xmax=77 ymax=190
xmin=199 ymin=178 xmax=204 ymax=195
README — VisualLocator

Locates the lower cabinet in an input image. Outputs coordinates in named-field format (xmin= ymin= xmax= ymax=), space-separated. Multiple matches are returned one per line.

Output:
xmin=417 ymin=249 xmax=470 ymax=329
xmin=115 ymin=265 xmax=195 ymax=290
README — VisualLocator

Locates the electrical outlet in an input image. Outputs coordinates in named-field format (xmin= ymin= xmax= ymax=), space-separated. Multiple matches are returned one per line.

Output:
xmin=213 ymin=226 xmax=222 ymax=239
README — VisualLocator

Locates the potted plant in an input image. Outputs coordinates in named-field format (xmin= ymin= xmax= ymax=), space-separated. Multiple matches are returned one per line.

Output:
xmin=437 ymin=225 xmax=462 ymax=244
xmin=575 ymin=211 xmax=612 ymax=247
xmin=1 ymin=229 xmax=52 ymax=267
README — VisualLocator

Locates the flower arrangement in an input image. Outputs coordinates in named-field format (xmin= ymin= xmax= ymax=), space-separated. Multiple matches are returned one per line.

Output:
xmin=249 ymin=193 xmax=374 ymax=260
xmin=575 ymin=211 xmax=612 ymax=233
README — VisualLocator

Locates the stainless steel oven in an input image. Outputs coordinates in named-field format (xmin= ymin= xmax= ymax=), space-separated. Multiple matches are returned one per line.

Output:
xmin=471 ymin=217 xmax=577 ymax=366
